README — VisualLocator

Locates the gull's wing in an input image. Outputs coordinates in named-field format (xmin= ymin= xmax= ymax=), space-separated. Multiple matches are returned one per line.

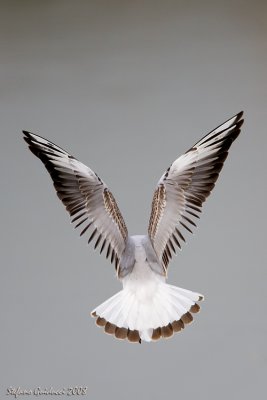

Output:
xmin=148 ymin=112 xmax=244 ymax=273
xmin=23 ymin=131 xmax=128 ymax=272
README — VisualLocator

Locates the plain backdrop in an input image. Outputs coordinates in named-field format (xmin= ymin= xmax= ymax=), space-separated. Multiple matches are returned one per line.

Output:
xmin=1 ymin=1 xmax=266 ymax=399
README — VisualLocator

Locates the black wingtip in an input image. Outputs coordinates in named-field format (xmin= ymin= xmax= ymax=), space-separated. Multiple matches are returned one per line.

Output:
xmin=23 ymin=132 xmax=32 ymax=146
xmin=22 ymin=130 xmax=73 ymax=157
xmin=234 ymin=111 xmax=244 ymax=129
xmin=235 ymin=111 xmax=244 ymax=123
xmin=22 ymin=130 xmax=31 ymax=139
xmin=22 ymin=130 xmax=41 ymax=141
xmin=225 ymin=110 xmax=244 ymax=127
xmin=22 ymin=130 xmax=36 ymax=146
xmin=22 ymin=130 xmax=35 ymax=137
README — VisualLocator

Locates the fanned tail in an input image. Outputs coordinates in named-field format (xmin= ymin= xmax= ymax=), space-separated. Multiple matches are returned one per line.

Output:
xmin=91 ymin=283 xmax=204 ymax=343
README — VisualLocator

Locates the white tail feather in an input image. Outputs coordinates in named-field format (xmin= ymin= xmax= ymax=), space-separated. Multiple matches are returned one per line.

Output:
xmin=91 ymin=282 xmax=203 ymax=342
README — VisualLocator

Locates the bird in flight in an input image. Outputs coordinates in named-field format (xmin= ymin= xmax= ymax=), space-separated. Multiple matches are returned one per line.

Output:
xmin=24 ymin=111 xmax=243 ymax=343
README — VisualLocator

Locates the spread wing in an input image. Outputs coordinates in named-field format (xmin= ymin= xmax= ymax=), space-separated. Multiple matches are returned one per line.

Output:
xmin=23 ymin=131 xmax=128 ymax=272
xmin=148 ymin=111 xmax=244 ymax=272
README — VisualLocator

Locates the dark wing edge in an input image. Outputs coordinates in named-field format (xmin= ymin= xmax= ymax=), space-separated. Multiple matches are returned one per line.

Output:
xmin=23 ymin=131 xmax=128 ymax=273
xmin=148 ymin=111 xmax=244 ymax=271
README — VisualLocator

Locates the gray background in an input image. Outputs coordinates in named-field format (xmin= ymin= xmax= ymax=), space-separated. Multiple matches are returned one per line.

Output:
xmin=1 ymin=1 xmax=266 ymax=399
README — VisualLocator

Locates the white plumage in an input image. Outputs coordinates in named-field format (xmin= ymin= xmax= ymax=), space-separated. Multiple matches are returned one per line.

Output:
xmin=92 ymin=236 xmax=202 ymax=342
xmin=24 ymin=112 xmax=243 ymax=343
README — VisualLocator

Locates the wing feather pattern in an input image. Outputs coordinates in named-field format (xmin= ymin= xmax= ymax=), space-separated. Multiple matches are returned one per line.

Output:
xmin=148 ymin=112 xmax=244 ymax=272
xmin=23 ymin=131 xmax=128 ymax=272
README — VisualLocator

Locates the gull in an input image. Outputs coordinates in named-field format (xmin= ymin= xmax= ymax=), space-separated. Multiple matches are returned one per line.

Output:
xmin=23 ymin=111 xmax=243 ymax=343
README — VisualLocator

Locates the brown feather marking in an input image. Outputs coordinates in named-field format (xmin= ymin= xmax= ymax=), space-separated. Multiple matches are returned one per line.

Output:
xmin=115 ymin=327 xmax=128 ymax=339
xmin=148 ymin=184 xmax=166 ymax=240
xmin=172 ymin=320 xmax=184 ymax=332
xmin=181 ymin=312 xmax=193 ymax=324
xmin=127 ymin=329 xmax=140 ymax=342
xmin=103 ymin=189 xmax=128 ymax=240
xmin=104 ymin=322 xmax=116 ymax=334
xmin=161 ymin=323 xmax=174 ymax=338
xmin=152 ymin=327 xmax=162 ymax=340
xmin=190 ymin=304 xmax=200 ymax=313
xmin=96 ymin=316 xmax=106 ymax=327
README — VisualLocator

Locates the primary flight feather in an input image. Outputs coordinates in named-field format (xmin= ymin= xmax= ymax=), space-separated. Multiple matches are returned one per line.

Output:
xmin=23 ymin=111 xmax=243 ymax=343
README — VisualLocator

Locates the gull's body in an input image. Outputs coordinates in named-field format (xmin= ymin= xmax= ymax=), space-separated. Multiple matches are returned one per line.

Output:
xmin=24 ymin=112 xmax=243 ymax=343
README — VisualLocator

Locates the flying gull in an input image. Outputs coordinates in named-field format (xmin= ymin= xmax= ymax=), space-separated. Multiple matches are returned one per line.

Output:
xmin=23 ymin=111 xmax=244 ymax=343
